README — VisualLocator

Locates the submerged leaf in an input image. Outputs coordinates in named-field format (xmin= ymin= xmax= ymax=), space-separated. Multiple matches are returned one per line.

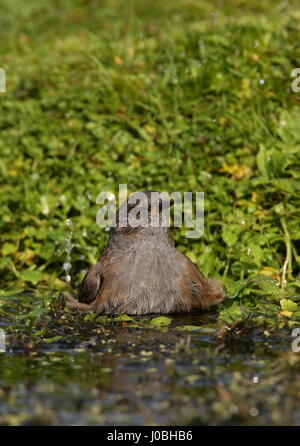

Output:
xmin=149 ymin=316 xmax=172 ymax=326
xmin=175 ymin=325 xmax=202 ymax=331
xmin=113 ymin=314 xmax=135 ymax=322
xmin=42 ymin=336 xmax=62 ymax=343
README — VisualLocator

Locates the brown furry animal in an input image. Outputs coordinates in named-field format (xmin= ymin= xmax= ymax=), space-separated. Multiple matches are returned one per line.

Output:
xmin=67 ymin=190 xmax=225 ymax=315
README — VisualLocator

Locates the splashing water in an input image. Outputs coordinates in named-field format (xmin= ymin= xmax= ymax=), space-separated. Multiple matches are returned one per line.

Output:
xmin=63 ymin=219 xmax=74 ymax=285
xmin=63 ymin=262 xmax=72 ymax=271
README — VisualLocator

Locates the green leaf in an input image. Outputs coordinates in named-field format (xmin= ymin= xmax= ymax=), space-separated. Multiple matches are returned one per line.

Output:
xmin=256 ymin=278 xmax=281 ymax=296
xmin=20 ymin=270 xmax=43 ymax=285
xmin=219 ymin=302 xmax=250 ymax=324
xmin=43 ymin=336 xmax=62 ymax=343
xmin=2 ymin=242 xmax=17 ymax=255
xmin=227 ymin=279 xmax=249 ymax=299
xmin=222 ymin=229 xmax=238 ymax=246
xmin=84 ymin=313 xmax=98 ymax=321
xmin=247 ymin=244 xmax=264 ymax=267
xmin=175 ymin=325 xmax=202 ymax=331
xmin=280 ymin=299 xmax=299 ymax=312
xmin=113 ymin=314 xmax=135 ymax=322
xmin=149 ymin=316 xmax=172 ymax=326
xmin=256 ymin=145 xmax=270 ymax=178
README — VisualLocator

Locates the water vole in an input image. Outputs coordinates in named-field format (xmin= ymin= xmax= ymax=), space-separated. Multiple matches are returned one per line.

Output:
xmin=67 ymin=190 xmax=224 ymax=314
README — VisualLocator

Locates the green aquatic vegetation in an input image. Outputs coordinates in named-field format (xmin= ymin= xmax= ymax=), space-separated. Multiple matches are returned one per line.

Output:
xmin=149 ymin=316 xmax=173 ymax=327
xmin=0 ymin=0 xmax=300 ymax=336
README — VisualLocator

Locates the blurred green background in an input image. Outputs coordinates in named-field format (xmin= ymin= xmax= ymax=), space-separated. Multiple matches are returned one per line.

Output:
xmin=0 ymin=0 xmax=300 ymax=326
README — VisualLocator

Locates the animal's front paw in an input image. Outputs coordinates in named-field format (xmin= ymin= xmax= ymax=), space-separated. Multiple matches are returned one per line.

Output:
xmin=65 ymin=295 xmax=95 ymax=313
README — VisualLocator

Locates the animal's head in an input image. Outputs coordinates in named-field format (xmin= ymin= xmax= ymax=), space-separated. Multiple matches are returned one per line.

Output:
xmin=108 ymin=190 xmax=174 ymax=239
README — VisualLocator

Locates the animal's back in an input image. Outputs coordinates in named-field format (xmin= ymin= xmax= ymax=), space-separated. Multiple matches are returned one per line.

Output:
xmin=89 ymin=240 xmax=223 ymax=315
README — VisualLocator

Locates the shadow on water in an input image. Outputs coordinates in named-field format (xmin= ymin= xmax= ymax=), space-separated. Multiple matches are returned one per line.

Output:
xmin=0 ymin=293 xmax=299 ymax=426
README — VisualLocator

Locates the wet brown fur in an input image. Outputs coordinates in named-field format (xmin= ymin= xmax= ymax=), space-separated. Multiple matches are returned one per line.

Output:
xmin=67 ymin=191 xmax=225 ymax=315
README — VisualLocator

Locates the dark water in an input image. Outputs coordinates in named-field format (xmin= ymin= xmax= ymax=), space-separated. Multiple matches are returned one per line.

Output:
xmin=0 ymin=301 xmax=299 ymax=426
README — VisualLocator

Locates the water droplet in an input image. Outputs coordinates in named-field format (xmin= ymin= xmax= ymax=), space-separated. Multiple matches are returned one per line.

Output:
xmin=105 ymin=226 xmax=110 ymax=232
xmin=63 ymin=227 xmax=74 ymax=285
xmin=63 ymin=262 xmax=72 ymax=271
xmin=253 ymin=376 xmax=259 ymax=384
xmin=259 ymin=79 xmax=265 ymax=85
xmin=249 ymin=407 xmax=259 ymax=417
